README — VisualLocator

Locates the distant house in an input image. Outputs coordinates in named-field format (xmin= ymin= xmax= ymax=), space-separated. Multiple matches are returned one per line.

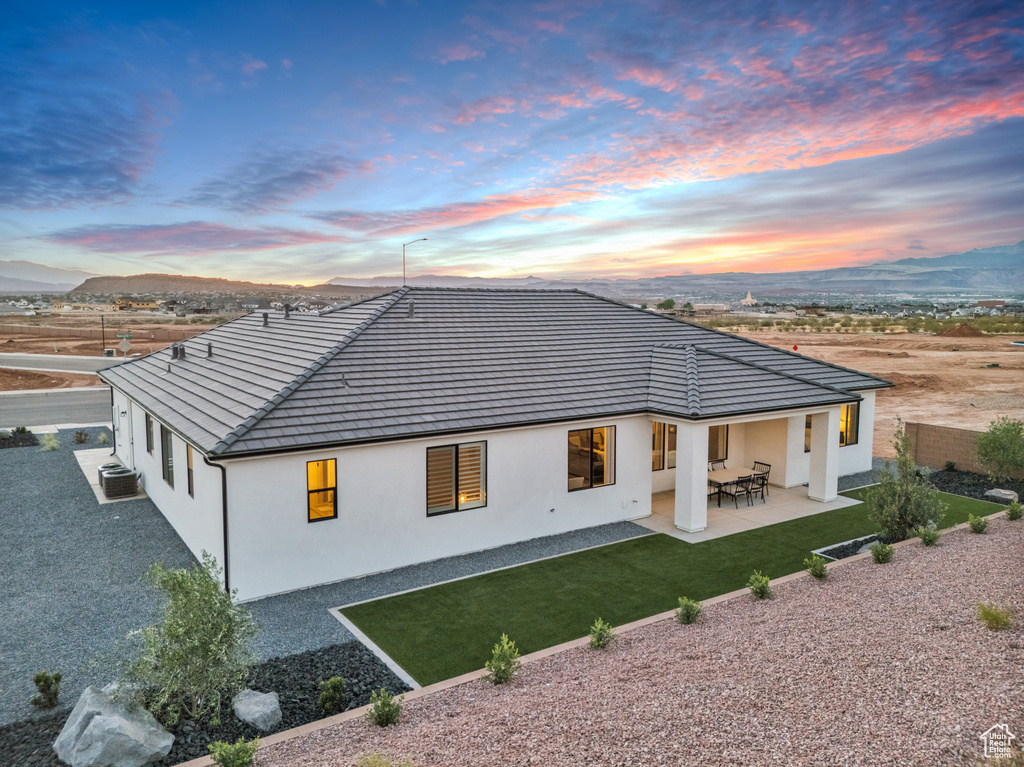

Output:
xmin=100 ymin=288 xmax=891 ymax=601
xmin=114 ymin=298 xmax=160 ymax=311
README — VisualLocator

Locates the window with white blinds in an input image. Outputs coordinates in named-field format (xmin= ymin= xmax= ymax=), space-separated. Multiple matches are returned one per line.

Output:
xmin=427 ymin=441 xmax=487 ymax=515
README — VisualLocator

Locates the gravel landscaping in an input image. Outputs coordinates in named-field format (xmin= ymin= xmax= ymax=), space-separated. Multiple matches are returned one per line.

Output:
xmin=0 ymin=428 xmax=40 ymax=449
xmin=261 ymin=516 xmax=1024 ymax=767
xmin=928 ymin=467 xmax=1024 ymax=503
xmin=0 ymin=642 xmax=410 ymax=767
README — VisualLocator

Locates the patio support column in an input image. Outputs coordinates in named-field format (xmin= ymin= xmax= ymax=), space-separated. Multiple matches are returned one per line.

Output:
xmin=674 ymin=422 xmax=709 ymax=532
xmin=808 ymin=408 xmax=840 ymax=502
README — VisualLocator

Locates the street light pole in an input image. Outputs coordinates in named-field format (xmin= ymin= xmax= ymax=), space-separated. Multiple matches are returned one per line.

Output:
xmin=402 ymin=238 xmax=428 ymax=286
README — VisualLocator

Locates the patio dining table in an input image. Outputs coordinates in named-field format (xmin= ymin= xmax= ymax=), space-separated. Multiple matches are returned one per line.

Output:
xmin=708 ymin=467 xmax=764 ymax=507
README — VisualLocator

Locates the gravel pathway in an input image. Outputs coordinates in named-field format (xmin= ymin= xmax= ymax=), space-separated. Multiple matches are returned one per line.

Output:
xmin=261 ymin=517 xmax=1024 ymax=767
xmin=0 ymin=427 xmax=649 ymax=726
xmin=837 ymin=456 xmax=893 ymax=491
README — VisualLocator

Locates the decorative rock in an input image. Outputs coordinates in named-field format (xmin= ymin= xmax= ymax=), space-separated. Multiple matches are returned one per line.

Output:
xmin=53 ymin=683 xmax=173 ymax=767
xmin=232 ymin=689 xmax=282 ymax=731
xmin=984 ymin=488 xmax=1019 ymax=504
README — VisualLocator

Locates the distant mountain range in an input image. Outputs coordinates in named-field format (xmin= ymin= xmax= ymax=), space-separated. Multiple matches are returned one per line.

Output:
xmin=2 ymin=241 xmax=1021 ymax=299
xmin=328 ymin=241 xmax=1024 ymax=297
xmin=0 ymin=260 xmax=98 ymax=293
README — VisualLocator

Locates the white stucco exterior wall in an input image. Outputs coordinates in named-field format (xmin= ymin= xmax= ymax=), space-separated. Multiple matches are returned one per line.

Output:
xmin=225 ymin=415 xmax=655 ymax=601
xmin=786 ymin=391 xmax=876 ymax=486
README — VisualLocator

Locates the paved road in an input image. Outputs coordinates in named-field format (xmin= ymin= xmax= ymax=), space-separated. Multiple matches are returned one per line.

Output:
xmin=0 ymin=352 xmax=122 ymax=374
xmin=0 ymin=387 xmax=110 ymax=427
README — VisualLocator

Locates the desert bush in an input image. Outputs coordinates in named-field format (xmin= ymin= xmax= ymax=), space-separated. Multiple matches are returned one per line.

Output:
xmin=31 ymin=671 xmax=61 ymax=709
xmin=40 ymin=434 xmax=59 ymax=451
xmin=870 ymin=542 xmax=894 ymax=563
xmin=98 ymin=432 xmax=110 ymax=444
xmin=588 ymin=618 xmax=616 ymax=650
xmin=124 ymin=552 xmax=257 ymax=725
xmin=968 ymin=514 xmax=989 ymax=534
xmin=365 ymin=688 xmax=403 ymax=727
xmin=483 ymin=634 xmax=522 ymax=685
xmin=977 ymin=602 xmax=1013 ymax=631
xmin=868 ymin=420 xmax=946 ymax=541
xmin=747 ymin=570 xmax=773 ymax=599
xmin=74 ymin=430 xmax=89 ymax=444
xmin=676 ymin=597 xmax=703 ymax=624
xmin=14 ymin=425 xmax=28 ymax=434
xmin=356 ymin=754 xmax=414 ymax=767
xmin=317 ymin=676 xmax=347 ymax=714
xmin=208 ymin=737 xmax=259 ymax=767
xmin=803 ymin=554 xmax=829 ymax=580
xmin=976 ymin=416 xmax=1024 ymax=481
xmin=1007 ymin=501 xmax=1022 ymax=521
xmin=916 ymin=524 xmax=941 ymax=546
xmin=943 ymin=460 xmax=956 ymax=472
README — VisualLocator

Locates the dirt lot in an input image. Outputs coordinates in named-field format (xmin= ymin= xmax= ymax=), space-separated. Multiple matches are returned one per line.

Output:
xmin=0 ymin=368 xmax=101 ymax=391
xmin=744 ymin=331 xmax=1024 ymax=456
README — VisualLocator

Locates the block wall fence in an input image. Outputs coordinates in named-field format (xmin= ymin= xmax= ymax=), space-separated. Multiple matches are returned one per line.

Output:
xmin=905 ymin=421 xmax=992 ymax=475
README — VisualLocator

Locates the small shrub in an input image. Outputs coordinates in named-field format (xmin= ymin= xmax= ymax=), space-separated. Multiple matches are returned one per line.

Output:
xmin=747 ymin=570 xmax=773 ymax=599
xmin=916 ymin=524 xmax=941 ymax=546
xmin=31 ymin=671 xmax=61 ymax=709
xmin=98 ymin=432 xmax=110 ymax=444
xmin=977 ymin=602 xmax=1013 ymax=631
xmin=1006 ymin=501 xmax=1022 ymax=521
xmin=40 ymin=434 xmax=59 ymax=451
xmin=74 ymin=430 xmax=89 ymax=444
xmin=943 ymin=460 xmax=956 ymax=472
xmin=208 ymin=737 xmax=260 ymax=767
xmin=870 ymin=542 xmax=894 ymax=563
xmin=365 ymin=688 xmax=403 ymax=727
xmin=968 ymin=514 xmax=989 ymax=534
xmin=317 ymin=676 xmax=347 ymax=715
xmin=14 ymin=425 xmax=28 ymax=434
xmin=975 ymin=416 xmax=1024 ymax=481
xmin=676 ymin=597 xmax=703 ymax=624
xmin=483 ymin=633 xmax=522 ymax=685
xmin=588 ymin=618 xmax=616 ymax=650
xmin=803 ymin=554 xmax=829 ymax=580
xmin=868 ymin=419 xmax=946 ymax=541
xmin=356 ymin=754 xmax=414 ymax=767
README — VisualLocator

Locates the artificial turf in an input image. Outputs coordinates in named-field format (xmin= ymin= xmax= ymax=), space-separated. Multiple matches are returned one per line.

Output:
xmin=341 ymin=490 xmax=1006 ymax=686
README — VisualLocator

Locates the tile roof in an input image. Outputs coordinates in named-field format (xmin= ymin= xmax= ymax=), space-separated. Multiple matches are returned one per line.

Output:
xmin=98 ymin=288 xmax=891 ymax=457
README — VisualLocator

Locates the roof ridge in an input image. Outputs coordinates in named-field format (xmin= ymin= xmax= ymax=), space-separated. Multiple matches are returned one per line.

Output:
xmin=647 ymin=344 xmax=702 ymax=417
xmin=209 ymin=287 xmax=411 ymax=455
xmin=691 ymin=344 xmax=863 ymax=399
xmin=317 ymin=289 xmax=401 ymax=315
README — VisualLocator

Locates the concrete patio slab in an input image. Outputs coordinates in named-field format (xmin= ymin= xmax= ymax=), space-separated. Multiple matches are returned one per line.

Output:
xmin=73 ymin=446 xmax=150 ymax=505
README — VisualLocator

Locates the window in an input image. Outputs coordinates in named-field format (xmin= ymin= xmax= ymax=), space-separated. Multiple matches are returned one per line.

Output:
xmin=652 ymin=422 xmax=666 ymax=471
xmin=160 ymin=425 xmax=174 ymax=487
xmin=840 ymin=403 xmax=860 ymax=446
xmin=651 ymin=422 xmax=678 ymax=470
xmin=805 ymin=415 xmax=812 ymax=453
xmin=427 ymin=441 xmax=487 ymax=515
xmin=307 ymin=459 xmax=337 ymax=521
xmin=145 ymin=413 xmax=154 ymax=454
xmin=708 ymin=425 xmax=728 ymax=462
xmin=186 ymin=445 xmax=195 ymax=498
xmin=568 ymin=426 xmax=615 ymax=490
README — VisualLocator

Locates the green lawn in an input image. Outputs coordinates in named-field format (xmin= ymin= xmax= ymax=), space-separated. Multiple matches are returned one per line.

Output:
xmin=342 ymin=490 xmax=1005 ymax=686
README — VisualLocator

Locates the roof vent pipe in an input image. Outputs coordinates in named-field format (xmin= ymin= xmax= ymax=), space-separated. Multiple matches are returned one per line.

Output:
xmin=407 ymin=300 xmax=415 ymax=319
xmin=262 ymin=312 xmax=269 ymax=327
xmin=170 ymin=344 xmax=179 ymax=360
xmin=207 ymin=342 xmax=213 ymax=358
xmin=178 ymin=344 xmax=186 ymax=360
xmin=284 ymin=304 xmax=290 ymax=319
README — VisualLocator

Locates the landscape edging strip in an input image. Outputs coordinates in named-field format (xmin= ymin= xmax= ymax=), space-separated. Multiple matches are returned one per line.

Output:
xmin=171 ymin=508 xmax=1009 ymax=767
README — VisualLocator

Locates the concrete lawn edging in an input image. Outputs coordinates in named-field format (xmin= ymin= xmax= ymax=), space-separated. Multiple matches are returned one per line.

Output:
xmin=172 ymin=508 xmax=1011 ymax=767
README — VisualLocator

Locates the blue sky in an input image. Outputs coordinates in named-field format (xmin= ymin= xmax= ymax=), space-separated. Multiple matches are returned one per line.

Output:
xmin=1 ymin=0 xmax=1023 ymax=283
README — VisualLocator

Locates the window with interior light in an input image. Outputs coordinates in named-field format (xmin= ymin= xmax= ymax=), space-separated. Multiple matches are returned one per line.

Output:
xmin=651 ymin=422 xmax=678 ymax=470
xmin=160 ymin=425 xmax=174 ymax=487
xmin=307 ymin=459 xmax=337 ymax=521
xmin=568 ymin=426 xmax=615 ymax=490
xmin=427 ymin=441 xmax=487 ymax=515
xmin=186 ymin=445 xmax=195 ymax=498
xmin=840 ymin=403 xmax=860 ymax=446
xmin=708 ymin=425 xmax=728 ymax=462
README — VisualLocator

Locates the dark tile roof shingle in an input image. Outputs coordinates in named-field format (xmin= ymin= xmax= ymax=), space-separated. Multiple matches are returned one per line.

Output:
xmin=99 ymin=287 xmax=890 ymax=456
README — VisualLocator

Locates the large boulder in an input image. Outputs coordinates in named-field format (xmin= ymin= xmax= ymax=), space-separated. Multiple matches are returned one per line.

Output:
xmin=232 ymin=689 xmax=282 ymax=731
xmin=54 ymin=683 xmax=173 ymax=767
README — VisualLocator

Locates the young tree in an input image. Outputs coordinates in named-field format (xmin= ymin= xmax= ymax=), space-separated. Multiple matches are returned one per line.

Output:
xmin=126 ymin=553 xmax=258 ymax=724
xmin=868 ymin=419 xmax=946 ymax=541
xmin=656 ymin=298 xmax=675 ymax=311
xmin=976 ymin=416 xmax=1024 ymax=481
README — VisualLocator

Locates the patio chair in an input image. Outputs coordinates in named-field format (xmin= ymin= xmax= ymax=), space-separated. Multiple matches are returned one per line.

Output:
xmin=745 ymin=474 xmax=766 ymax=505
xmin=718 ymin=475 xmax=753 ymax=508
xmin=708 ymin=459 xmax=726 ymax=472
xmin=752 ymin=461 xmax=771 ymax=496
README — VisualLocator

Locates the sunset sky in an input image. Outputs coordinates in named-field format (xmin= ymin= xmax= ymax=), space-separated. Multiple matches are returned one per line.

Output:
xmin=1 ymin=0 xmax=1023 ymax=283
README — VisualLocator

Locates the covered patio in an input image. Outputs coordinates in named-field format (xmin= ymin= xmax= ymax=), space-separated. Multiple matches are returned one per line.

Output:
xmin=637 ymin=485 xmax=863 ymax=543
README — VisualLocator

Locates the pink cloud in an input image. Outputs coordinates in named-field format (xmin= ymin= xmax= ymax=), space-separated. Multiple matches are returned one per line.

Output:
xmin=46 ymin=222 xmax=340 ymax=255
xmin=438 ymin=42 xmax=486 ymax=64
xmin=242 ymin=55 xmax=268 ymax=75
